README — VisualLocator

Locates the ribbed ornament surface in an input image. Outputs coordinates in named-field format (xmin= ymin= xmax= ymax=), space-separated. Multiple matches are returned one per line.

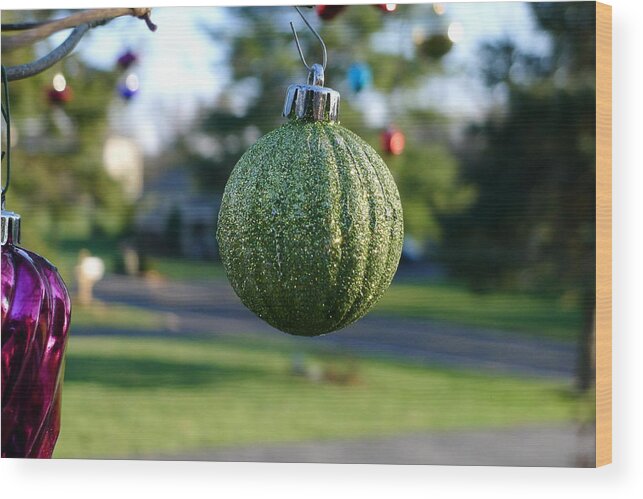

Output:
xmin=217 ymin=120 xmax=403 ymax=336
xmin=1 ymin=243 xmax=71 ymax=458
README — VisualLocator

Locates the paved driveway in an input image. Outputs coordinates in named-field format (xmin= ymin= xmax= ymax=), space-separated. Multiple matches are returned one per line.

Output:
xmin=150 ymin=424 xmax=595 ymax=467
xmin=82 ymin=274 xmax=577 ymax=380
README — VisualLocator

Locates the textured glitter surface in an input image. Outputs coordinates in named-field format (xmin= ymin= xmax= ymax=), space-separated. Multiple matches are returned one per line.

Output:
xmin=2 ymin=242 xmax=71 ymax=458
xmin=217 ymin=120 xmax=404 ymax=336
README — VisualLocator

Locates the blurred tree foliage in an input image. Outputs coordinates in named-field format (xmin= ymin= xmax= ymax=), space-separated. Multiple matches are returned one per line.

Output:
xmin=440 ymin=2 xmax=597 ymax=390
xmin=180 ymin=4 xmax=473 ymax=245
xmin=2 ymin=10 xmax=129 ymax=255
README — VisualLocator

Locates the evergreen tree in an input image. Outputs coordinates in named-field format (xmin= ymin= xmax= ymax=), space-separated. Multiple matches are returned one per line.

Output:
xmin=440 ymin=2 xmax=597 ymax=390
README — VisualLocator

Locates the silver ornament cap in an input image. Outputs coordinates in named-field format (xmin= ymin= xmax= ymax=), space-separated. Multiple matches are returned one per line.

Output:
xmin=1 ymin=209 xmax=21 ymax=245
xmin=283 ymin=63 xmax=340 ymax=123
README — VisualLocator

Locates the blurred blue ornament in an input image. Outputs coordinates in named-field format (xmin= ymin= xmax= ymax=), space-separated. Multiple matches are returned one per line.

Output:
xmin=117 ymin=73 xmax=140 ymax=101
xmin=347 ymin=63 xmax=373 ymax=93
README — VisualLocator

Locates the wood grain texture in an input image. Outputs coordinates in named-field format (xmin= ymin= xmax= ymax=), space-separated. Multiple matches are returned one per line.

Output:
xmin=595 ymin=1 xmax=612 ymax=468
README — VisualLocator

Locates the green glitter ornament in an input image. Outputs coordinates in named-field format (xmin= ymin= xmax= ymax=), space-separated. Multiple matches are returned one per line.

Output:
xmin=217 ymin=15 xmax=403 ymax=337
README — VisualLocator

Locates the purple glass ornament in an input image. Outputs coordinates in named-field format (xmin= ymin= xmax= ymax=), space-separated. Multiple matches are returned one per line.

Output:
xmin=117 ymin=49 xmax=138 ymax=70
xmin=1 ymin=215 xmax=71 ymax=458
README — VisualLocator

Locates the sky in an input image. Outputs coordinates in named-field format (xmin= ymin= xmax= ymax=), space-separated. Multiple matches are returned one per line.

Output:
xmin=39 ymin=3 xmax=550 ymax=155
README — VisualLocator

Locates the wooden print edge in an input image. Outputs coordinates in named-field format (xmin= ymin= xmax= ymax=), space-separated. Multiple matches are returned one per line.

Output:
xmin=595 ymin=0 xmax=612 ymax=468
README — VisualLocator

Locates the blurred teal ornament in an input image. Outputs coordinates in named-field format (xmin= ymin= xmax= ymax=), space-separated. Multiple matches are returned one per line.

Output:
xmin=217 ymin=62 xmax=404 ymax=337
xmin=347 ymin=62 xmax=373 ymax=93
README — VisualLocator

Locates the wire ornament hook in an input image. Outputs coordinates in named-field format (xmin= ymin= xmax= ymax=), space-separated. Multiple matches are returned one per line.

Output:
xmin=289 ymin=6 xmax=327 ymax=71
xmin=1 ymin=65 xmax=11 ymax=209
xmin=283 ymin=7 xmax=339 ymax=123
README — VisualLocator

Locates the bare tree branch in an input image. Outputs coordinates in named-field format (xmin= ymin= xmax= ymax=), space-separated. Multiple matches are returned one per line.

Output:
xmin=1 ymin=8 xmax=156 ymax=53
xmin=2 ymin=8 xmax=156 ymax=81
xmin=1 ymin=20 xmax=55 ymax=32
xmin=5 ymin=24 xmax=90 ymax=81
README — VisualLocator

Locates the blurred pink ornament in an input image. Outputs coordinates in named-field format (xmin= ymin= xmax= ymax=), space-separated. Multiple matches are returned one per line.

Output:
xmin=381 ymin=127 xmax=405 ymax=155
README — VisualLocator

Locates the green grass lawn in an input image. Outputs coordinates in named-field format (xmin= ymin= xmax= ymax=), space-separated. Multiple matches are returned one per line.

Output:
xmin=54 ymin=334 xmax=587 ymax=459
xmin=375 ymin=282 xmax=581 ymax=342
xmin=71 ymin=302 xmax=166 ymax=331
xmin=144 ymin=256 xmax=226 ymax=281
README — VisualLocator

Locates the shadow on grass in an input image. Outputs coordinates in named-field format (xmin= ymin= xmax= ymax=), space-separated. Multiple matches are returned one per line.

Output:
xmin=64 ymin=354 xmax=267 ymax=389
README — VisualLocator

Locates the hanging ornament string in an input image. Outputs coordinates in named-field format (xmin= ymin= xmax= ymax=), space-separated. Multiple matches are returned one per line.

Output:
xmin=1 ymin=65 xmax=11 ymax=209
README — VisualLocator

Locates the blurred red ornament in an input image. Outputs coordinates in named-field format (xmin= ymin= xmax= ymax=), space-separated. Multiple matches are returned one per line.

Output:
xmin=381 ymin=127 xmax=405 ymax=155
xmin=46 ymin=86 xmax=72 ymax=105
xmin=316 ymin=5 xmax=347 ymax=21
xmin=375 ymin=4 xmax=397 ymax=13
xmin=117 ymin=49 xmax=138 ymax=70
xmin=46 ymin=73 xmax=72 ymax=105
